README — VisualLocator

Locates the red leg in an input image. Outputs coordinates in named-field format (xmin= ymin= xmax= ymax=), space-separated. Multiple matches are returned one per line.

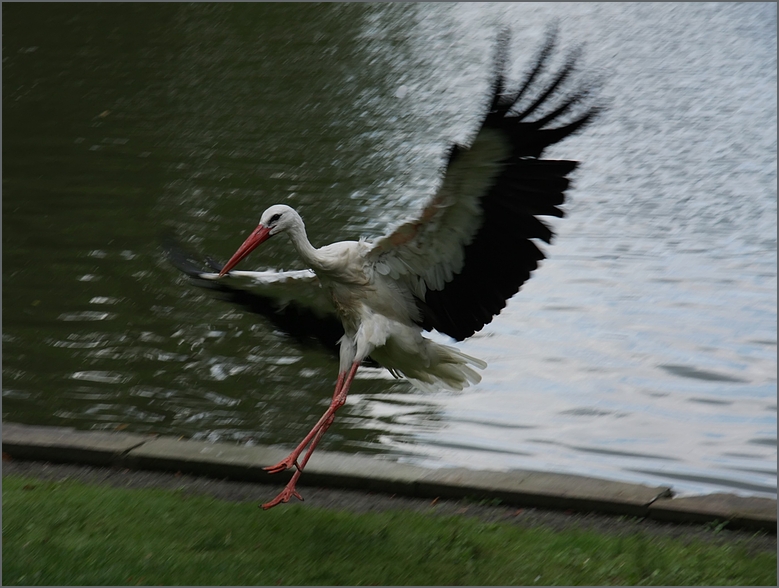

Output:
xmin=261 ymin=362 xmax=359 ymax=509
xmin=260 ymin=418 xmax=328 ymax=509
xmin=263 ymin=371 xmax=347 ymax=474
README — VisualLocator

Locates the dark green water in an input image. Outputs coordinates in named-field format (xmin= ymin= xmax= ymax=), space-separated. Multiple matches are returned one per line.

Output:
xmin=3 ymin=3 xmax=776 ymax=497
xmin=3 ymin=3 xmax=410 ymax=444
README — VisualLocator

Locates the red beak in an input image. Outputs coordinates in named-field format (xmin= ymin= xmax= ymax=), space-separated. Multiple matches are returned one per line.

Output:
xmin=218 ymin=224 xmax=273 ymax=277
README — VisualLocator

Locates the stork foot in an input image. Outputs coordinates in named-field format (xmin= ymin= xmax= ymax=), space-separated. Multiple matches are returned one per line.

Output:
xmin=260 ymin=362 xmax=361 ymax=510
xmin=261 ymin=484 xmax=304 ymax=510
xmin=263 ymin=455 xmax=301 ymax=474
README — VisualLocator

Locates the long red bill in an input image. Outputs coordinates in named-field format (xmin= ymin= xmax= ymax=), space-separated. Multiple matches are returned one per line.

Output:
xmin=218 ymin=224 xmax=273 ymax=277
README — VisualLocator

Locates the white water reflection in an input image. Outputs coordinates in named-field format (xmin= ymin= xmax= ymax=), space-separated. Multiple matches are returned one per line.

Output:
xmin=342 ymin=3 xmax=776 ymax=497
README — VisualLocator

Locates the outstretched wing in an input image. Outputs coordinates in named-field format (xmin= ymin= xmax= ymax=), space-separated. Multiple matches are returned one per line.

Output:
xmin=368 ymin=29 xmax=601 ymax=341
xmin=162 ymin=235 xmax=346 ymax=357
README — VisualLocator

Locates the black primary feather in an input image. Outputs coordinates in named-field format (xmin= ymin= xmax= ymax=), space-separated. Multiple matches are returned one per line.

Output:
xmin=416 ymin=29 xmax=602 ymax=341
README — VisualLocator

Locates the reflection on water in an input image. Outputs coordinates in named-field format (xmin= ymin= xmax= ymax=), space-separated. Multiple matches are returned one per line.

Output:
xmin=3 ymin=3 xmax=776 ymax=498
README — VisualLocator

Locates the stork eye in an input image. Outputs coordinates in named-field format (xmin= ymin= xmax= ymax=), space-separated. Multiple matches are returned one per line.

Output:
xmin=269 ymin=213 xmax=282 ymax=224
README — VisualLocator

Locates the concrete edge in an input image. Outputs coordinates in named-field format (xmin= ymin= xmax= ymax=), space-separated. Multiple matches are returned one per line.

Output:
xmin=2 ymin=422 xmax=776 ymax=533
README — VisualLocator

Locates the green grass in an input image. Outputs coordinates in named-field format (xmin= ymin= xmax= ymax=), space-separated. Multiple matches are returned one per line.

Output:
xmin=2 ymin=475 xmax=775 ymax=586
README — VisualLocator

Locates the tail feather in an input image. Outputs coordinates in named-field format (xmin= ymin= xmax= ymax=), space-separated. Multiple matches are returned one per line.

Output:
xmin=365 ymin=322 xmax=487 ymax=392
xmin=401 ymin=341 xmax=486 ymax=392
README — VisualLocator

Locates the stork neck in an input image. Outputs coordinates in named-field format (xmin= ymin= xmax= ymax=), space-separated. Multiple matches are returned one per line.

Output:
xmin=285 ymin=221 xmax=322 ymax=269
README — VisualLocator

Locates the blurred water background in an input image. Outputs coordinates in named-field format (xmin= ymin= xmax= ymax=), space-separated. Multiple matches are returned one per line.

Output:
xmin=3 ymin=3 xmax=776 ymax=498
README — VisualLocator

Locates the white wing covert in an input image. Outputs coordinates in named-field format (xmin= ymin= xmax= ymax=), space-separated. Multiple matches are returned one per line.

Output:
xmin=369 ymin=127 xmax=512 ymax=300
xmin=195 ymin=269 xmax=332 ymax=319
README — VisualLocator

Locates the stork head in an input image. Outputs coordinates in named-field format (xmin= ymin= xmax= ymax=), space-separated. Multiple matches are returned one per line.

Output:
xmin=218 ymin=204 xmax=299 ymax=277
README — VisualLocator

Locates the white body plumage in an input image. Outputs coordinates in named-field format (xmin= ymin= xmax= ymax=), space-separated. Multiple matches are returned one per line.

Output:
xmin=258 ymin=204 xmax=487 ymax=392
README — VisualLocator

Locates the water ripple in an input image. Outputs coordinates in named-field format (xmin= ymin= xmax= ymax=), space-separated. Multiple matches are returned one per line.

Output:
xmin=57 ymin=311 xmax=116 ymax=322
xmin=70 ymin=371 xmax=130 ymax=384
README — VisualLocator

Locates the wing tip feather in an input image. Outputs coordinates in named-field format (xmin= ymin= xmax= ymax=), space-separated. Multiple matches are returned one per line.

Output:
xmin=383 ymin=29 xmax=603 ymax=342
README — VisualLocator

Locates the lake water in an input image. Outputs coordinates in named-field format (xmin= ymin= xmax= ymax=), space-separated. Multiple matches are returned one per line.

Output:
xmin=3 ymin=3 xmax=776 ymax=498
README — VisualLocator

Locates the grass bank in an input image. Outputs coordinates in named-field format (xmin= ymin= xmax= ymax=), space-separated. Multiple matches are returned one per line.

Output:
xmin=2 ymin=475 xmax=775 ymax=586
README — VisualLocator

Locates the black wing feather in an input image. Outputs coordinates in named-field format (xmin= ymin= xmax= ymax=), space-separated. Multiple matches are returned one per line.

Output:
xmin=417 ymin=31 xmax=601 ymax=341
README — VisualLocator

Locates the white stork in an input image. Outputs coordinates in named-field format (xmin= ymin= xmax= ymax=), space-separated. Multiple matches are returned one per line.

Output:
xmin=208 ymin=31 xmax=600 ymax=509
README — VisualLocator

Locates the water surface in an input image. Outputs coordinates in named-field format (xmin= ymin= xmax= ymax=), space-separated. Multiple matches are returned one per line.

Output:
xmin=3 ymin=3 xmax=776 ymax=498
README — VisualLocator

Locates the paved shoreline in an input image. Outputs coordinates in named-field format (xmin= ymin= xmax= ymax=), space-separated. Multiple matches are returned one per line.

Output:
xmin=2 ymin=422 xmax=775 ymax=533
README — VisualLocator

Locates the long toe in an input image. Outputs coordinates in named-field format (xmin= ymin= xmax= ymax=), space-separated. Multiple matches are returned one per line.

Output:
xmin=261 ymin=487 xmax=304 ymax=510
xmin=263 ymin=463 xmax=288 ymax=474
xmin=263 ymin=456 xmax=299 ymax=473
